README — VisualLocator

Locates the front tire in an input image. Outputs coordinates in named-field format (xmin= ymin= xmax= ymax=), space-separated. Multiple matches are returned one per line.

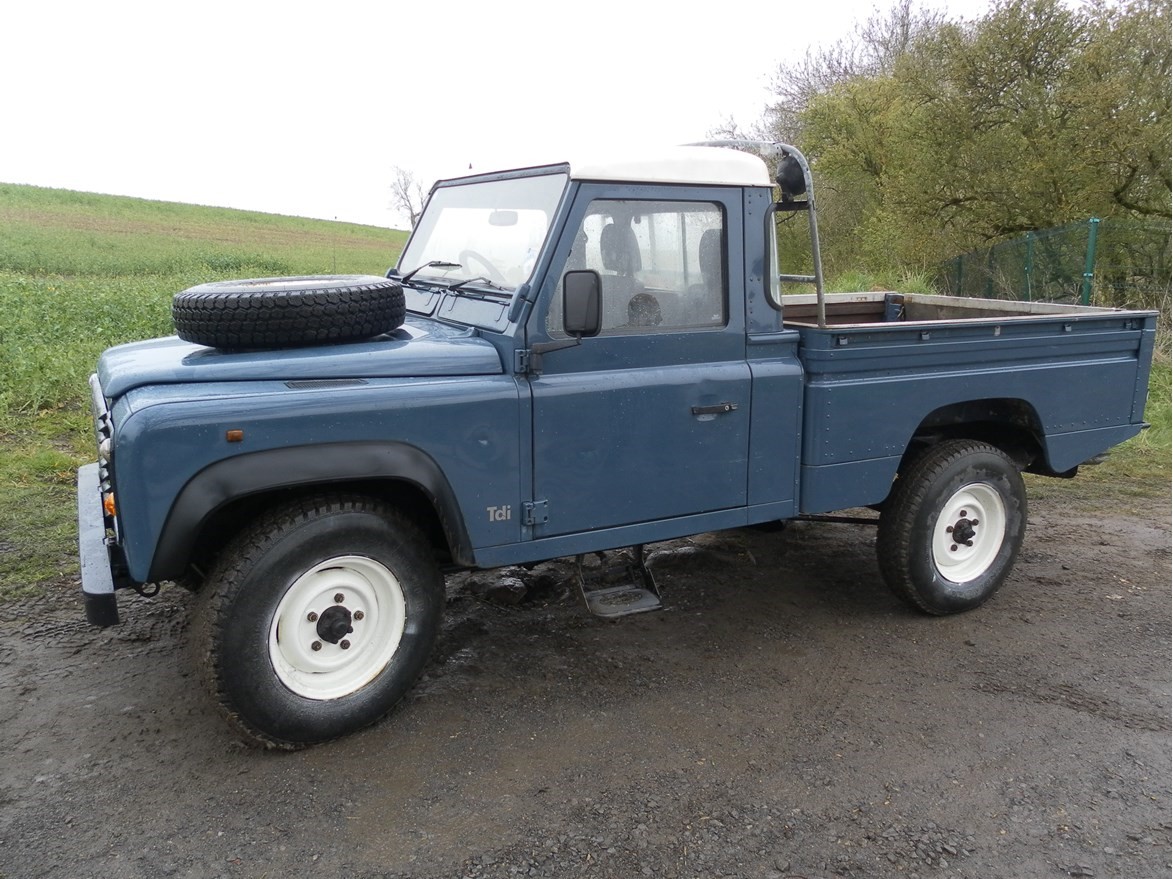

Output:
xmin=194 ymin=494 xmax=443 ymax=748
xmin=877 ymin=440 xmax=1026 ymax=615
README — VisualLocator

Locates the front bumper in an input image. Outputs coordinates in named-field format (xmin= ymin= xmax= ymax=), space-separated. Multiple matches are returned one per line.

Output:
xmin=77 ymin=462 xmax=119 ymax=627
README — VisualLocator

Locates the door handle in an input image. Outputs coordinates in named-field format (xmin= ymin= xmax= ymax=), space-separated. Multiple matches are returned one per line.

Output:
xmin=691 ymin=402 xmax=739 ymax=416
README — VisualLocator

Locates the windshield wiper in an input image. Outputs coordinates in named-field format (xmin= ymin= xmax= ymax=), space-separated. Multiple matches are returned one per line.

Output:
xmin=397 ymin=260 xmax=462 ymax=285
xmin=446 ymin=276 xmax=514 ymax=298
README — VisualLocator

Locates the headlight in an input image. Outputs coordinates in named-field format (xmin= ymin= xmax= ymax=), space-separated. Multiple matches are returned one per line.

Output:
xmin=89 ymin=373 xmax=114 ymax=464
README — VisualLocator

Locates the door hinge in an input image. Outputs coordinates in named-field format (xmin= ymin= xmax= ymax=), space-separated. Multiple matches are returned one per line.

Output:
xmin=523 ymin=500 xmax=549 ymax=526
xmin=514 ymin=349 xmax=531 ymax=373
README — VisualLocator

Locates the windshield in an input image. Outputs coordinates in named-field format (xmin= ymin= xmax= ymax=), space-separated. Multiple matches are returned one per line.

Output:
xmin=398 ymin=172 xmax=567 ymax=289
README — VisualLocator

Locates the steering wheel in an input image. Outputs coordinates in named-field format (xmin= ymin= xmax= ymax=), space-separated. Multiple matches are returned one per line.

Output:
xmin=458 ymin=250 xmax=507 ymax=285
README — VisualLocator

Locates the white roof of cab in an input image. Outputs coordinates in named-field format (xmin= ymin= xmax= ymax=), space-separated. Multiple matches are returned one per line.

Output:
xmin=566 ymin=146 xmax=772 ymax=187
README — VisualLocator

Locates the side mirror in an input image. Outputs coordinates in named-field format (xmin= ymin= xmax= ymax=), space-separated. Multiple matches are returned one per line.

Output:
xmin=563 ymin=270 xmax=601 ymax=338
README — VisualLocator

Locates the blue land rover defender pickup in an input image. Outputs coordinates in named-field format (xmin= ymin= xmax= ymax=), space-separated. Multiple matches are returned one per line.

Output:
xmin=77 ymin=142 xmax=1157 ymax=748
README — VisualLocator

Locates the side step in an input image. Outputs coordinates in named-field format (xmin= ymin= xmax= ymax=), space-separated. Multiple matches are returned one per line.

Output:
xmin=575 ymin=546 xmax=662 ymax=618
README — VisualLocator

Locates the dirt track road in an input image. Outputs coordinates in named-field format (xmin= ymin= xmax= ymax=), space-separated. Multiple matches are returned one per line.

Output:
xmin=1 ymin=487 xmax=1169 ymax=879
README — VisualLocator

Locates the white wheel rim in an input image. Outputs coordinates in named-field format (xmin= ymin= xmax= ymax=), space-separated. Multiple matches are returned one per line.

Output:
xmin=931 ymin=483 xmax=1007 ymax=584
xmin=268 ymin=555 xmax=406 ymax=700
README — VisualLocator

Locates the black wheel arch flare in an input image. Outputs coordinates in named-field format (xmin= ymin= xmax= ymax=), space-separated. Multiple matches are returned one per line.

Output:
xmin=148 ymin=442 xmax=474 ymax=582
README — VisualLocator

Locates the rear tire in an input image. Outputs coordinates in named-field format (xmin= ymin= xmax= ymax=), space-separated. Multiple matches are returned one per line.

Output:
xmin=877 ymin=440 xmax=1026 ymax=615
xmin=193 ymin=494 xmax=443 ymax=748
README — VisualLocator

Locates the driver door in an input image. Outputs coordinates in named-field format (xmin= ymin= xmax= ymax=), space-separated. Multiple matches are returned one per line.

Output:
xmin=527 ymin=187 xmax=751 ymax=538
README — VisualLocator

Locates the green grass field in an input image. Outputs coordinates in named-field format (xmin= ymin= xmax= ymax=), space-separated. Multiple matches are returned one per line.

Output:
xmin=0 ymin=183 xmax=1167 ymax=601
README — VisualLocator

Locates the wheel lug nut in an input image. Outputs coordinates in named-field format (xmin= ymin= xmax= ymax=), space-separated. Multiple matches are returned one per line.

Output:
xmin=946 ymin=525 xmax=954 ymax=533
xmin=311 ymin=641 xmax=322 ymax=651
xmin=334 ymin=593 xmax=345 ymax=603
xmin=307 ymin=611 xmax=318 ymax=622
xmin=960 ymin=510 xmax=967 ymax=517
xmin=340 ymin=640 xmax=351 ymax=650
xmin=950 ymin=544 xmax=958 ymax=552
xmin=353 ymin=610 xmax=365 ymax=621
xmin=972 ymin=519 xmax=980 ymax=526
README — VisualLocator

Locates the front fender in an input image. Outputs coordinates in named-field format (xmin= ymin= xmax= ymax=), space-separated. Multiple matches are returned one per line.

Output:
xmin=148 ymin=442 xmax=473 ymax=581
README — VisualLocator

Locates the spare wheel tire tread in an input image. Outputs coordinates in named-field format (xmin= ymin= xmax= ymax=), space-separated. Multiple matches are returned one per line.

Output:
xmin=172 ymin=275 xmax=406 ymax=350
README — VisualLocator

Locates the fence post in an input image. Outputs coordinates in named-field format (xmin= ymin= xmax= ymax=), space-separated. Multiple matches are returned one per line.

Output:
xmin=1081 ymin=217 xmax=1100 ymax=305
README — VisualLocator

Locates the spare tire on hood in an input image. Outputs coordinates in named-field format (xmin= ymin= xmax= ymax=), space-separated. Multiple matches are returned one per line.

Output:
xmin=171 ymin=275 xmax=406 ymax=350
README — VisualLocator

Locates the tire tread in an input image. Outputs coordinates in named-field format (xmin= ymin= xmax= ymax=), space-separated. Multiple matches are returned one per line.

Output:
xmin=172 ymin=276 xmax=406 ymax=350
xmin=877 ymin=439 xmax=1024 ymax=615
xmin=192 ymin=493 xmax=439 ymax=749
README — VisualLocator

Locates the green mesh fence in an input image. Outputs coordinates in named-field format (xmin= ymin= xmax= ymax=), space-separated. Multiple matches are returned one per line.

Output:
xmin=937 ymin=217 xmax=1171 ymax=309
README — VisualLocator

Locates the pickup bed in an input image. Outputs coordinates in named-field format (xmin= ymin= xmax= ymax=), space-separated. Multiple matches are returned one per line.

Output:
xmin=77 ymin=141 xmax=1157 ymax=747
xmin=781 ymin=291 xmax=1153 ymax=513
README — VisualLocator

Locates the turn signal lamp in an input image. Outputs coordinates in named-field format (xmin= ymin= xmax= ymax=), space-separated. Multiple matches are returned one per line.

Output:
xmin=103 ymin=494 xmax=116 ymax=517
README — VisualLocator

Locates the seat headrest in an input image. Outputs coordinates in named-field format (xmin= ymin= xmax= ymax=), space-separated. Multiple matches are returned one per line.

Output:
xmin=627 ymin=292 xmax=662 ymax=327
xmin=600 ymin=222 xmax=641 ymax=274
xmin=699 ymin=228 xmax=722 ymax=285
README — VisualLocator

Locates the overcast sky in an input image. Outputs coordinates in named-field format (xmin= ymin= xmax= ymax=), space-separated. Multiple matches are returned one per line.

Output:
xmin=2 ymin=0 xmax=991 ymax=229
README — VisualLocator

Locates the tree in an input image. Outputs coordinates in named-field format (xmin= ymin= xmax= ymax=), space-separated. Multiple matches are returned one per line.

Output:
xmin=1075 ymin=0 xmax=1171 ymax=219
xmin=764 ymin=0 xmax=955 ymax=271
xmin=775 ymin=0 xmax=1172 ymax=272
xmin=390 ymin=166 xmax=426 ymax=229
xmin=767 ymin=0 xmax=947 ymax=140
xmin=895 ymin=0 xmax=1169 ymax=244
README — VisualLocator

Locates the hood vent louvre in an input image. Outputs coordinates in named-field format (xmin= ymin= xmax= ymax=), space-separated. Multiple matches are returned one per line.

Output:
xmin=285 ymin=379 xmax=370 ymax=390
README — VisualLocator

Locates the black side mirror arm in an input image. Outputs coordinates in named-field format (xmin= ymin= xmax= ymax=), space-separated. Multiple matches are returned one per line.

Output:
xmin=528 ymin=335 xmax=582 ymax=373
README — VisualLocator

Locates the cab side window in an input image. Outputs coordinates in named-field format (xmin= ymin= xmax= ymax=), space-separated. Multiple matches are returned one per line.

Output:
xmin=550 ymin=200 xmax=726 ymax=336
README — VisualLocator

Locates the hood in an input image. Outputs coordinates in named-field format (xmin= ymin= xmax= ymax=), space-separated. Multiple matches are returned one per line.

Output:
xmin=97 ymin=317 xmax=504 ymax=398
